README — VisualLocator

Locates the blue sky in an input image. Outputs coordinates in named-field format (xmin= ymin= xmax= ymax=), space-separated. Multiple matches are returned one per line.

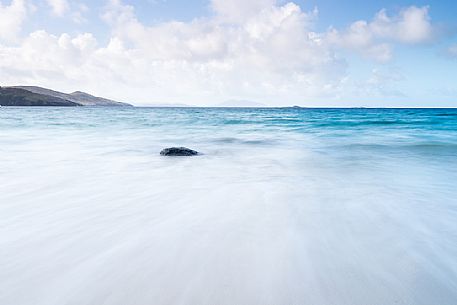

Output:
xmin=1 ymin=0 xmax=457 ymax=106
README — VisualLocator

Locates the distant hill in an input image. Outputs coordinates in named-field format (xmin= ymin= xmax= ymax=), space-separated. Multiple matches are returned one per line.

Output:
xmin=0 ymin=86 xmax=132 ymax=107
xmin=216 ymin=100 xmax=267 ymax=107
xmin=0 ymin=87 xmax=80 ymax=107
xmin=140 ymin=103 xmax=193 ymax=107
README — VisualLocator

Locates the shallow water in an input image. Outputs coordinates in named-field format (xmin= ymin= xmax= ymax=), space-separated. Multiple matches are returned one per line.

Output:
xmin=1 ymin=107 xmax=457 ymax=305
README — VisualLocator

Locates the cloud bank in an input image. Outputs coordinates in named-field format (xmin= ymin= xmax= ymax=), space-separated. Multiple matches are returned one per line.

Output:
xmin=0 ymin=0 xmax=444 ymax=105
xmin=0 ymin=0 xmax=28 ymax=41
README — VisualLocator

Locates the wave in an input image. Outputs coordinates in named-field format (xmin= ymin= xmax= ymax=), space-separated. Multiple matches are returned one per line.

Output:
xmin=311 ymin=119 xmax=455 ymax=128
xmin=211 ymin=137 xmax=277 ymax=145
xmin=334 ymin=142 xmax=457 ymax=153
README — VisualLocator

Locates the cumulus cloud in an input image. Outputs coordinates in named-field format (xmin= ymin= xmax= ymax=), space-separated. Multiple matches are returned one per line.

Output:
xmin=0 ymin=0 xmax=27 ymax=41
xmin=371 ymin=6 xmax=433 ymax=44
xmin=328 ymin=6 xmax=434 ymax=62
xmin=0 ymin=1 xmax=444 ymax=105
xmin=45 ymin=0 xmax=88 ymax=22
xmin=211 ymin=0 xmax=276 ymax=23
xmin=327 ymin=21 xmax=392 ymax=62
xmin=46 ymin=0 xmax=69 ymax=16
xmin=93 ymin=0 xmax=345 ymax=104
xmin=0 ymin=0 xmax=345 ymax=105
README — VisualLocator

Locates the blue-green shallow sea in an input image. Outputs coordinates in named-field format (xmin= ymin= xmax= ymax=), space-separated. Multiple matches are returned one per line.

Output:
xmin=1 ymin=107 xmax=456 ymax=305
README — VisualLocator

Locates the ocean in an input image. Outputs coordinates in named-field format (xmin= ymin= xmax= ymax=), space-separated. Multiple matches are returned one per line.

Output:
xmin=1 ymin=107 xmax=457 ymax=305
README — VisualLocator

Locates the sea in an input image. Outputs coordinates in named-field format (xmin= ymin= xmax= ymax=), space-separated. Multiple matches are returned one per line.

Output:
xmin=1 ymin=107 xmax=456 ymax=305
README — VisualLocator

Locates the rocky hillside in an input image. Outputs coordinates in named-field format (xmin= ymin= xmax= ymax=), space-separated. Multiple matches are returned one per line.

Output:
xmin=0 ymin=86 xmax=132 ymax=107
xmin=0 ymin=87 xmax=80 ymax=106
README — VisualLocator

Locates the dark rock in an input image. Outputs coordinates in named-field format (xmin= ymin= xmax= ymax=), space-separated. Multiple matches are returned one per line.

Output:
xmin=160 ymin=147 xmax=199 ymax=156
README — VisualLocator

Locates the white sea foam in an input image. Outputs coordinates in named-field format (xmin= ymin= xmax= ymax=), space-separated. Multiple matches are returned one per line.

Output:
xmin=0 ymin=107 xmax=456 ymax=305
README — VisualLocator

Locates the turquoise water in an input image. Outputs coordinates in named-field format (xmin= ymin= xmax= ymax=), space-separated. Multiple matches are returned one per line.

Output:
xmin=1 ymin=107 xmax=457 ymax=305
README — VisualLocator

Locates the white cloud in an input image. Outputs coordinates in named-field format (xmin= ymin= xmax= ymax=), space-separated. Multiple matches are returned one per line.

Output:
xmin=0 ymin=0 xmax=27 ymax=41
xmin=211 ymin=0 xmax=276 ymax=23
xmin=46 ymin=0 xmax=69 ymax=16
xmin=45 ymin=0 xmax=88 ymax=22
xmin=328 ymin=6 xmax=434 ymax=62
xmin=70 ymin=3 xmax=89 ymax=23
xmin=0 ymin=0 xmax=346 ymax=105
xmin=370 ymin=6 xmax=433 ymax=44
xmin=95 ymin=0 xmax=346 ymax=104
xmin=0 ymin=1 xmax=443 ymax=105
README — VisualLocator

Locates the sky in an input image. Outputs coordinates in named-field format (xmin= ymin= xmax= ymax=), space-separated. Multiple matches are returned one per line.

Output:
xmin=1 ymin=0 xmax=457 ymax=106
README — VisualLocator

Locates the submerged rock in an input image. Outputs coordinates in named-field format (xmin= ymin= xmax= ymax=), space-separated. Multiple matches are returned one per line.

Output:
xmin=160 ymin=147 xmax=199 ymax=156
